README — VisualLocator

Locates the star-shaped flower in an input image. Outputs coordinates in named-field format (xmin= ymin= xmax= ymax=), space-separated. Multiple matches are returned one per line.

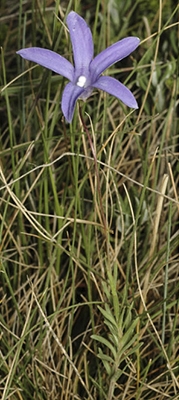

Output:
xmin=17 ymin=11 xmax=140 ymax=123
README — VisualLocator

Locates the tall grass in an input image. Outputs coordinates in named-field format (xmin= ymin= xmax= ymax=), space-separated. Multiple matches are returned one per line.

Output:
xmin=0 ymin=0 xmax=179 ymax=399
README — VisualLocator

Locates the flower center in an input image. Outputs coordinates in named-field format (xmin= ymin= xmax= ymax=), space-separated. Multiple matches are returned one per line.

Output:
xmin=76 ymin=75 xmax=87 ymax=88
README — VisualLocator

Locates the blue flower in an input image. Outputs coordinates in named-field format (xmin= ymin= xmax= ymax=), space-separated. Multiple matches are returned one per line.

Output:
xmin=17 ymin=11 xmax=140 ymax=123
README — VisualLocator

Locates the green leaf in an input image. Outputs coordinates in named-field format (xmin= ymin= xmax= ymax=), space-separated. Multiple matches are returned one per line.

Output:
xmin=120 ymin=318 xmax=139 ymax=348
xmin=91 ymin=334 xmax=117 ymax=358
xmin=98 ymin=305 xmax=117 ymax=327
xmin=98 ymin=348 xmax=113 ymax=375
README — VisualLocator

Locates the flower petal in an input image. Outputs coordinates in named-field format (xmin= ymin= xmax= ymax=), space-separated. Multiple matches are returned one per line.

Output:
xmin=61 ymin=82 xmax=84 ymax=122
xmin=16 ymin=48 xmax=74 ymax=81
xmin=92 ymin=76 xmax=138 ymax=108
xmin=66 ymin=11 xmax=93 ymax=73
xmin=90 ymin=37 xmax=140 ymax=81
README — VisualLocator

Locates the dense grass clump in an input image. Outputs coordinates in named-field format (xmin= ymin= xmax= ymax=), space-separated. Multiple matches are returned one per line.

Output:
xmin=0 ymin=1 xmax=179 ymax=399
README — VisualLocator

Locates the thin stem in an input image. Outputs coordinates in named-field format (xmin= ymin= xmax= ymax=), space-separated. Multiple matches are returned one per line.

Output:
xmin=79 ymin=106 xmax=107 ymax=235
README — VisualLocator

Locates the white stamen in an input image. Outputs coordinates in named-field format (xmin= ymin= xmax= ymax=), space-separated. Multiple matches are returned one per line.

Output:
xmin=76 ymin=75 xmax=87 ymax=87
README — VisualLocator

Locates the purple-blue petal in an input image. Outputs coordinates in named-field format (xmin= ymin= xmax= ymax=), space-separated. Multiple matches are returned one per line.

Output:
xmin=92 ymin=76 xmax=138 ymax=109
xmin=66 ymin=11 xmax=93 ymax=73
xmin=16 ymin=48 xmax=74 ymax=81
xmin=90 ymin=37 xmax=140 ymax=81
xmin=61 ymin=82 xmax=84 ymax=122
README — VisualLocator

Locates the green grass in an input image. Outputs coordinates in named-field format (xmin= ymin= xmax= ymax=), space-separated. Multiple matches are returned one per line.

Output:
xmin=0 ymin=0 xmax=179 ymax=399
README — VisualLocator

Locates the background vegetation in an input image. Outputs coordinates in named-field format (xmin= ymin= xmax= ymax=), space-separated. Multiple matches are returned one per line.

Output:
xmin=0 ymin=0 xmax=179 ymax=398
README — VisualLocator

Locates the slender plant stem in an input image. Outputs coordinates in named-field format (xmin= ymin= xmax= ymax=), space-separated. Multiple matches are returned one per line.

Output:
xmin=79 ymin=106 xmax=107 ymax=236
